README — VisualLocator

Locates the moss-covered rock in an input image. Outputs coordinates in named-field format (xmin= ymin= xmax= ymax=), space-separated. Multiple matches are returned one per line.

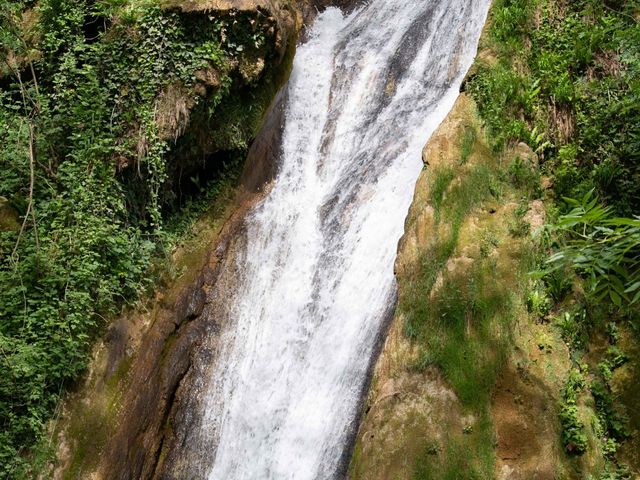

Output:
xmin=349 ymin=94 xmax=574 ymax=480
xmin=0 ymin=197 xmax=20 ymax=232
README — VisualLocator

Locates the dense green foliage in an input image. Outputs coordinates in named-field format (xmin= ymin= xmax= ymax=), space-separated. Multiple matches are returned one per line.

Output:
xmin=469 ymin=0 xmax=639 ymax=474
xmin=0 ymin=0 xmax=278 ymax=475
xmin=469 ymin=0 xmax=640 ymax=216
xmin=546 ymin=191 xmax=640 ymax=307
xmin=554 ymin=306 xmax=633 ymax=469
xmin=469 ymin=0 xmax=640 ymax=316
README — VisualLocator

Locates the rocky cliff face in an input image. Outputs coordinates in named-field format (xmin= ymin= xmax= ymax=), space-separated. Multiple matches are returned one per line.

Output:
xmin=348 ymin=94 xmax=573 ymax=479
xmin=150 ymin=0 xmax=301 ymax=209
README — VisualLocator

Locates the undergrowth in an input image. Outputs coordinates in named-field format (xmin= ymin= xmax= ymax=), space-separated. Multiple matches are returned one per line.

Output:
xmin=468 ymin=0 xmax=640 ymax=216
xmin=401 ymin=123 xmax=534 ymax=477
xmin=0 ymin=0 xmax=282 ymax=476
xmin=467 ymin=0 xmax=639 ymax=474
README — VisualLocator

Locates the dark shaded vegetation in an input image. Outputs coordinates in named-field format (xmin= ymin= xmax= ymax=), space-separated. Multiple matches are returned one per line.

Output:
xmin=0 ymin=0 xmax=283 ymax=476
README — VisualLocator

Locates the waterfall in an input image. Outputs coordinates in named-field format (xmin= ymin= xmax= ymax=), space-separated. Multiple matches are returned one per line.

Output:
xmin=198 ymin=1 xmax=490 ymax=478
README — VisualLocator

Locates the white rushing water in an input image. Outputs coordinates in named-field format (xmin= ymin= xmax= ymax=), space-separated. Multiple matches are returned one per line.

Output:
xmin=202 ymin=1 xmax=489 ymax=478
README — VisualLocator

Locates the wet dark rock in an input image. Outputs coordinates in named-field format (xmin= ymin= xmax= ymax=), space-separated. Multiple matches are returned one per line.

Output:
xmin=239 ymin=87 xmax=288 ymax=197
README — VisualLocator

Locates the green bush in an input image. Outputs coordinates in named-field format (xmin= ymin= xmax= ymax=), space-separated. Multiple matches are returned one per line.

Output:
xmin=554 ymin=311 xmax=588 ymax=352
xmin=489 ymin=0 xmax=535 ymax=52
xmin=0 ymin=0 xmax=276 ymax=475
xmin=526 ymin=282 xmax=551 ymax=318
xmin=545 ymin=191 xmax=640 ymax=307
xmin=469 ymin=0 xmax=640 ymax=215
xmin=559 ymin=368 xmax=588 ymax=455
xmin=505 ymin=157 xmax=537 ymax=191
xmin=592 ymin=342 xmax=630 ymax=448
xmin=591 ymin=379 xmax=630 ymax=443
xmin=467 ymin=63 xmax=532 ymax=151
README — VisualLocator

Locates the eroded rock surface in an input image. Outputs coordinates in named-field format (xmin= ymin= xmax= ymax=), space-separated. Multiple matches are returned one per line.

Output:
xmin=349 ymin=94 xmax=572 ymax=480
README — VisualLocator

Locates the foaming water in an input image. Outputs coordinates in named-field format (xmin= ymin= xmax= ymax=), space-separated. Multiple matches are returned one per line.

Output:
xmin=200 ymin=1 xmax=490 ymax=478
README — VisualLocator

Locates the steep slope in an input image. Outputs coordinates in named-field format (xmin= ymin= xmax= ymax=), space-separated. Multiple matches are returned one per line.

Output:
xmin=349 ymin=93 xmax=575 ymax=480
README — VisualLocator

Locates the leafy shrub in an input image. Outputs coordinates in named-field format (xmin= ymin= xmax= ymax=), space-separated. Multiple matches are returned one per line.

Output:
xmin=559 ymin=368 xmax=588 ymax=454
xmin=504 ymin=156 xmax=542 ymax=198
xmin=555 ymin=310 xmax=588 ymax=352
xmin=599 ymin=466 xmax=632 ymax=480
xmin=526 ymin=282 xmax=551 ymax=317
xmin=591 ymin=379 xmax=630 ymax=443
xmin=0 ymin=0 xmax=277 ymax=475
xmin=545 ymin=191 xmax=640 ymax=307
xmin=489 ymin=0 xmax=534 ymax=52
xmin=467 ymin=63 xmax=532 ymax=151
xmin=591 ymin=341 xmax=630 ymax=447
xmin=542 ymin=269 xmax=572 ymax=302
xmin=469 ymin=0 xmax=640 ymax=215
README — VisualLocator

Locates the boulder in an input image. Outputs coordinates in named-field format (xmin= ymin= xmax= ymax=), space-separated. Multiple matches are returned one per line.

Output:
xmin=513 ymin=141 xmax=539 ymax=167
